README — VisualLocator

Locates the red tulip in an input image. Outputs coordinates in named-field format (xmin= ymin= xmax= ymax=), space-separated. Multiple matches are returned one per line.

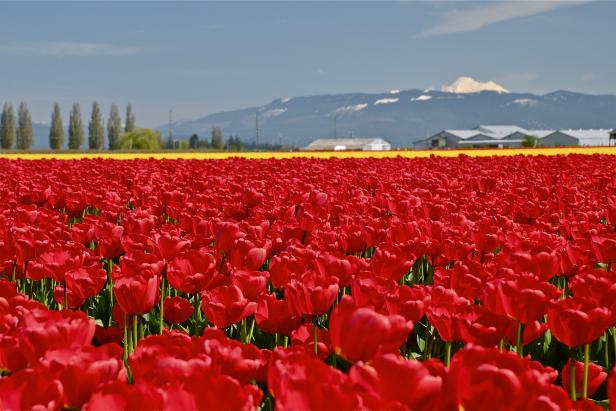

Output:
xmin=147 ymin=231 xmax=191 ymax=261
xmin=83 ymin=381 xmax=164 ymax=411
xmin=231 ymin=270 xmax=268 ymax=301
xmin=349 ymin=353 xmax=444 ymax=411
xmin=0 ymin=369 xmax=64 ymax=411
xmin=163 ymin=296 xmax=194 ymax=324
xmin=561 ymin=358 xmax=607 ymax=398
xmin=254 ymin=293 xmax=301 ymax=336
xmin=39 ymin=344 xmax=126 ymax=408
xmin=113 ymin=272 xmax=160 ymax=315
xmin=201 ymin=284 xmax=257 ymax=328
xmin=329 ymin=296 xmax=413 ymax=362
xmin=291 ymin=323 xmax=330 ymax=360
xmin=167 ymin=249 xmax=219 ymax=294
xmin=267 ymin=348 xmax=361 ymax=410
xmin=285 ymin=272 xmax=339 ymax=317
xmin=483 ymin=275 xmax=561 ymax=325
xmin=547 ymin=297 xmax=612 ymax=347
xmin=95 ymin=222 xmax=124 ymax=259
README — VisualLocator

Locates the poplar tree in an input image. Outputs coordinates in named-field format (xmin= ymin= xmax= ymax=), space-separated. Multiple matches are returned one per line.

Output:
xmin=16 ymin=102 xmax=34 ymax=150
xmin=211 ymin=126 xmax=224 ymax=150
xmin=125 ymin=104 xmax=135 ymax=132
xmin=107 ymin=104 xmax=122 ymax=150
xmin=49 ymin=103 xmax=64 ymax=150
xmin=68 ymin=103 xmax=84 ymax=149
xmin=0 ymin=103 xmax=16 ymax=149
xmin=88 ymin=101 xmax=104 ymax=150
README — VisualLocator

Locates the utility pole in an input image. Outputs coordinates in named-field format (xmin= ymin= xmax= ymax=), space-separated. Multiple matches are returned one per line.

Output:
xmin=255 ymin=109 xmax=260 ymax=147
xmin=167 ymin=110 xmax=173 ymax=150
xmin=334 ymin=116 xmax=337 ymax=139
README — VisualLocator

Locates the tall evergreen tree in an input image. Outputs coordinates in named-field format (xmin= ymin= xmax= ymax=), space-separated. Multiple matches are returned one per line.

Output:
xmin=211 ymin=126 xmax=224 ymax=150
xmin=16 ymin=102 xmax=34 ymax=150
xmin=1 ymin=103 xmax=16 ymax=150
xmin=68 ymin=103 xmax=84 ymax=150
xmin=49 ymin=103 xmax=64 ymax=150
xmin=107 ymin=104 xmax=122 ymax=150
xmin=125 ymin=104 xmax=135 ymax=132
xmin=189 ymin=133 xmax=199 ymax=149
xmin=88 ymin=102 xmax=104 ymax=150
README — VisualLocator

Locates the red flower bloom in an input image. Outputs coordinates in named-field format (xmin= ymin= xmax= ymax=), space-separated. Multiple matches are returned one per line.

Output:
xmin=329 ymin=296 xmax=413 ymax=362
xmin=561 ymin=358 xmax=607 ymax=398
xmin=0 ymin=369 xmax=64 ymax=411
xmin=285 ymin=272 xmax=339 ymax=317
xmin=113 ymin=272 xmax=160 ymax=315
xmin=201 ymin=284 xmax=257 ymax=328
xmin=39 ymin=344 xmax=126 ymax=408
xmin=349 ymin=353 xmax=444 ymax=411
xmin=163 ymin=296 xmax=194 ymax=324
xmin=254 ymin=293 xmax=301 ymax=336
xmin=167 ymin=249 xmax=220 ymax=294
xmin=547 ymin=297 xmax=612 ymax=347
xmin=291 ymin=323 xmax=330 ymax=360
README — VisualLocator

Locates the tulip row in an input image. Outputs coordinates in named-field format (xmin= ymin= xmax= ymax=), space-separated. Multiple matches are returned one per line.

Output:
xmin=2 ymin=155 xmax=616 ymax=410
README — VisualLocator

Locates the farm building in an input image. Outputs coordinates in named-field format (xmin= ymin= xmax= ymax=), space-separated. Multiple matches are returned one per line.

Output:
xmin=304 ymin=138 xmax=391 ymax=151
xmin=414 ymin=125 xmax=615 ymax=149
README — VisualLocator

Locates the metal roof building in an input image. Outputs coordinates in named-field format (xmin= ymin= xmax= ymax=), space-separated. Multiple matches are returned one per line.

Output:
xmin=414 ymin=125 xmax=615 ymax=149
xmin=304 ymin=138 xmax=391 ymax=151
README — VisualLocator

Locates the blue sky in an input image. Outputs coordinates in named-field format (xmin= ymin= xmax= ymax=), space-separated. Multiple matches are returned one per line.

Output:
xmin=0 ymin=1 xmax=613 ymax=126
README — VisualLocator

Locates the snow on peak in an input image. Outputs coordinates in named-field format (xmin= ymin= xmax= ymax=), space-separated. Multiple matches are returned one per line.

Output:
xmin=411 ymin=95 xmax=432 ymax=102
xmin=334 ymin=103 xmax=368 ymax=114
xmin=511 ymin=98 xmax=538 ymax=107
xmin=441 ymin=76 xmax=509 ymax=94
xmin=374 ymin=98 xmax=399 ymax=105
xmin=262 ymin=108 xmax=287 ymax=119
xmin=280 ymin=97 xmax=291 ymax=103
xmin=389 ymin=89 xmax=400 ymax=94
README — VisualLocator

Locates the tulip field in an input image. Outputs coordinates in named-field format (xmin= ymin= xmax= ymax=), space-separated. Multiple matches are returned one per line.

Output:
xmin=4 ymin=153 xmax=616 ymax=410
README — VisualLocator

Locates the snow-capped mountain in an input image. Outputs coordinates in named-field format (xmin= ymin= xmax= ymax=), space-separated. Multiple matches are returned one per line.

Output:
xmin=441 ymin=76 xmax=510 ymax=94
xmin=157 ymin=85 xmax=616 ymax=148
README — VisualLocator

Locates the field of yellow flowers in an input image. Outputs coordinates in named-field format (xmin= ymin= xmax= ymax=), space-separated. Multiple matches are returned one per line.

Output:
xmin=1 ymin=146 xmax=616 ymax=160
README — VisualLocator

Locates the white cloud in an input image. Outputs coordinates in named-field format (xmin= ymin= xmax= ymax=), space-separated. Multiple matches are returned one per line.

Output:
xmin=0 ymin=41 xmax=145 ymax=57
xmin=415 ymin=1 xmax=581 ymax=39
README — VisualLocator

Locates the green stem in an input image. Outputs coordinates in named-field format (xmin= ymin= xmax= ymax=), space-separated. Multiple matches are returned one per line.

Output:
xmin=570 ymin=357 xmax=577 ymax=401
xmin=445 ymin=341 xmax=452 ymax=367
xmin=63 ymin=281 xmax=68 ymax=309
xmin=138 ymin=316 xmax=144 ymax=340
xmin=313 ymin=318 xmax=318 ymax=355
xmin=159 ymin=275 xmax=166 ymax=335
xmin=605 ymin=331 xmax=610 ymax=370
xmin=247 ymin=317 xmax=255 ymax=343
xmin=583 ymin=343 xmax=590 ymax=399
xmin=123 ymin=314 xmax=129 ymax=363
xmin=516 ymin=322 xmax=524 ymax=356
xmin=132 ymin=315 xmax=138 ymax=350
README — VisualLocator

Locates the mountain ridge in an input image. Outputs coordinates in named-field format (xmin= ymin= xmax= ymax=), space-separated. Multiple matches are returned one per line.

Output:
xmin=155 ymin=87 xmax=616 ymax=148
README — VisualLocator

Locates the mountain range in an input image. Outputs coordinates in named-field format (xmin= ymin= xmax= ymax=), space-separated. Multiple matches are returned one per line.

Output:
xmin=157 ymin=77 xmax=616 ymax=148
xmin=26 ymin=77 xmax=616 ymax=149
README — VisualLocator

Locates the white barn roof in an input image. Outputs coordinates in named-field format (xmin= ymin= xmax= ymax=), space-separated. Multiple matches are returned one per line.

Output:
xmin=559 ymin=129 xmax=612 ymax=146
xmin=304 ymin=138 xmax=390 ymax=151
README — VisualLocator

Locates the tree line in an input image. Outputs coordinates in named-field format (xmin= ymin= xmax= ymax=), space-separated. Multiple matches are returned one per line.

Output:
xmin=0 ymin=102 xmax=136 ymax=150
